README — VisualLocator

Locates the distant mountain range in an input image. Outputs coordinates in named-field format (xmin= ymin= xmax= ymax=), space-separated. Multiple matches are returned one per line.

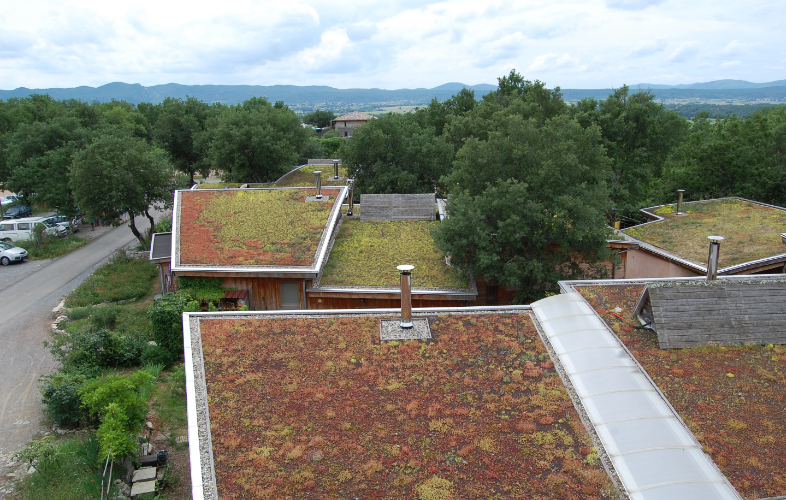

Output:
xmin=1 ymin=79 xmax=785 ymax=108
xmin=630 ymin=79 xmax=786 ymax=90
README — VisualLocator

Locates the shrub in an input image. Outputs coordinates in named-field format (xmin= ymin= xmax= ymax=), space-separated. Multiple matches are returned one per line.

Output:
xmin=141 ymin=344 xmax=175 ymax=368
xmin=148 ymin=292 xmax=190 ymax=358
xmin=67 ymin=306 xmax=93 ymax=321
xmin=40 ymin=372 xmax=92 ymax=427
xmin=80 ymin=370 xmax=156 ymax=459
xmin=48 ymin=328 xmax=147 ymax=373
xmin=154 ymin=216 xmax=172 ymax=233
xmin=90 ymin=305 xmax=120 ymax=330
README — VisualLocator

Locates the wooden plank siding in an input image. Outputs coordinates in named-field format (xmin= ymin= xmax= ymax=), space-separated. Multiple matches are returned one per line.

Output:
xmin=649 ymin=282 xmax=786 ymax=348
xmin=217 ymin=276 xmax=308 ymax=311
xmin=359 ymin=194 xmax=436 ymax=222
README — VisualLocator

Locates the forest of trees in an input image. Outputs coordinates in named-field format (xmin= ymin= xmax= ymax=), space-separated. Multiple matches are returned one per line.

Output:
xmin=2 ymin=71 xmax=784 ymax=298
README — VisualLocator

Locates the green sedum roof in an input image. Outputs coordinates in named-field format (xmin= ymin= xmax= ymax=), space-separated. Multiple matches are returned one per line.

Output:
xmin=624 ymin=198 xmax=786 ymax=268
xmin=319 ymin=219 xmax=468 ymax=288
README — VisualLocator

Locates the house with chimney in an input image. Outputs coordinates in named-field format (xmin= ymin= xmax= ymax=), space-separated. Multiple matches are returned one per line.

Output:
xmin=330 ymin=111 xmax=376 ymax=137
xmin=166 ymin=184 xmax=487 ymax=311
xmin=607 ymin=197 xmax=786 ymax=279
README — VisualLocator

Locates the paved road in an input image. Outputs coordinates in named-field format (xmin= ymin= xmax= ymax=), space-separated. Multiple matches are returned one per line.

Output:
xmin=0 ymin=218 xmax=152 ymax=483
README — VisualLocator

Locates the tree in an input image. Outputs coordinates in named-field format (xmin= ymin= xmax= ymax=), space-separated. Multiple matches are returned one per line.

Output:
xmin=660 ymin=106 xmax=786 ymax=205
xmin=302 ymin=109 xmax=336 ymax=128
xmin=340 ymin=113 xmax=453 ymax=195
xmin=69 ymin=133 xmax=175 ymax=245
xmin=570 ymin=86 xmax=688 ymax=212
xmin=435 ymin=114 xmax=613 ymax=302
xmin=206 ymin=98 xmax=309 ymax=183
xmin=153 ymin=97 xmax=211 ymax=185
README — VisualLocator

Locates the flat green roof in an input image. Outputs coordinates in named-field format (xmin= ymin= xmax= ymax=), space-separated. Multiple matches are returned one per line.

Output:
xmin=319 ymin=219 xmax=468 ymax=288
xmin=624 ymin=198 xmax=786 ymax=268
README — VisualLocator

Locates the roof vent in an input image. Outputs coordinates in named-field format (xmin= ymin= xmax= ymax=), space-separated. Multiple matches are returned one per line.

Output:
xmin=677 ymin=189 xmax=685 ymax=215
xmin=398 ymin=265 xmax=414 ymax=328
xmin=706 ymin=236 xmax=724 ymax=280
xmin=346 ymin=179 xmax=355 ymax=216
xmin=333 ymin=160 xmax=340 ymax=180
xmin=314 ymin=171 xmax=322 ymax=199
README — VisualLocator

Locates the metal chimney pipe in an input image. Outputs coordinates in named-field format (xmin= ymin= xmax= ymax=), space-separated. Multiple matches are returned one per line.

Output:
xmin=314 ymin=170 xmax=322 ymax=199
xmin=677 ymin=189 xmax=685 ymax=215
xmin=333 ymin=160 xmax=340 ymax=180
xmin=706 ymin=236 xmax=724 ymax=280
xmin=347 ymin=179 xmax=355 ymax=216
xmin=397 ymin=265 xmax=414 ymax=328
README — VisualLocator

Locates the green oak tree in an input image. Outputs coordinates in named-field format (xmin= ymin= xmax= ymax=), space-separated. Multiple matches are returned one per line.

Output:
xmin=69 ymin=133 xmax=174 ymax=245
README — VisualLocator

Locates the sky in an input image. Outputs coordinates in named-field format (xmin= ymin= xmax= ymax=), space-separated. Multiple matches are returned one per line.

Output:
xmin=0 ymin=0 xmax=784 ymax=90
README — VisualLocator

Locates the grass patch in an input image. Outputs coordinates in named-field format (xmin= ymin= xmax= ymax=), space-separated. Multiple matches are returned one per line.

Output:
xmin=11 ymin=434 xmax=122 ymax=500
xmin=152 ymin=364 xmax=188 ymax=435
xmin=14 ymin=236 xmax=89 ymax=260
xmin=624 ymin=198 xmax=786 ymax=267
xmin=179 ymin=189 xmax=336 ymax=267
xmin=64 ymin=255 xmax=157 ymax=307
xmin=319 ymin=219 xmax=467 ymax=288
xmin=274 ymin=164 xmax=348 ymax=187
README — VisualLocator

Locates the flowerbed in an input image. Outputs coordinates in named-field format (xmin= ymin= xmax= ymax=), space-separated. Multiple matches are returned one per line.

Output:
xmin=624 ymin=198 xmax=786 ymax=267
xmin=576 ymin=284 xmax=786 ymax=499
xmin=200 ymin=313 xmax=615 ymax=499
xmin=319 ymin=219 xmax=467 ymax=288
xmin=275 ymin=165 xmax=348 ymax=188
xmin=178 ymin=189 xmax=335 ymax=267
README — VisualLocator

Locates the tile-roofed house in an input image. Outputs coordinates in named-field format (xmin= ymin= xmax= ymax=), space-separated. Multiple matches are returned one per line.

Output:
xmin=611 ymin=197 xmax=786 ymax=279
xmin=331 ymin=111 xmax=376 ymax=138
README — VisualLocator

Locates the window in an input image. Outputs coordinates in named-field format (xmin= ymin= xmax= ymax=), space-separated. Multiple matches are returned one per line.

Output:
xmin=344 ymin=131 xmax=348 ymax=137
xmin=0 ymin=224 xmax=12 ymax=231
xmin=16 ymin=223 xmax=31 ymax=230
xmin=280 ymin=282 xmax=301 ymax=310
xmin=486 ymin=285 xmax=499 ymax=304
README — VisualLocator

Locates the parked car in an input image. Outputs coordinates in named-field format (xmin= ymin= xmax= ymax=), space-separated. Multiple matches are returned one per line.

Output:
xmin=0 ymin=217 xmax=66 ymax=242
xmin=3 ymin=205 xmax=33 ymax=219
xmin=0 ymin=194 xmax=19 ymax=206
xmin=0 ymin=241 xmax=29 ymax=265
xmin=48 ymin=214 xmax=82 ymax=233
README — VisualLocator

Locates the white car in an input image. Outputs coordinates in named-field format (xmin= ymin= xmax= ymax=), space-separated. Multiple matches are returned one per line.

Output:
xmin=1 ymin=195 xmax=19 ymax=206
xmin=0 ymin=241 xmax=28 ymax=265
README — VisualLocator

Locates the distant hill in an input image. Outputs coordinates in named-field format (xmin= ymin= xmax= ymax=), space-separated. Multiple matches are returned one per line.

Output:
xmin=2 ymin=80 xmax=785 ymax=108
xmin=632 ymin=79 xmax=786 ymax=90
xmin=0 ymin=82 xmax=498 ymax=108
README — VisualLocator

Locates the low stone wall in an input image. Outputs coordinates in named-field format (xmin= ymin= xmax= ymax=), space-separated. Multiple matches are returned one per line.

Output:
xmin=126 ymin=250 xmax=148 ymax=260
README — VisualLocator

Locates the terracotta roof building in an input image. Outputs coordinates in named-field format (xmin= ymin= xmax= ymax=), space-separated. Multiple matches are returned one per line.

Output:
xmin=331 ymin=111 xmax=376 ymax=138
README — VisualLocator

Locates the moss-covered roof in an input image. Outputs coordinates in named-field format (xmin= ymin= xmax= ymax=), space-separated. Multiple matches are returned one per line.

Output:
xmin=274 ymin=164 xmax=348 ymax=188
xmin=624 ymin=198 xmax=786 ymax=267
xmin=178 ymin=188 xmax=337 ymax=267
xmin=319 ymin=219 xmax=468 ymax=288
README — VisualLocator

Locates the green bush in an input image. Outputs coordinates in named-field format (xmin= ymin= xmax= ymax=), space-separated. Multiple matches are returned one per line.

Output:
xmin=67 ymin=306 xmax=93 ymax=320
xmin=80 ymin=370 xmax=156 ymax=459
xmin=90 ymin=305 xmax=120 ymax=330
xmin=154 ymin=216 xmax=172 ymax=233
xmin=40 ymin=372 xmax=92 ymax=427
xmin=48 ymin=328 xmax=147 ymax=373
xmin=148 ymin=292 xmax=190 ymax=358
xmin=141 ymin=344 xmax=175 ymax=368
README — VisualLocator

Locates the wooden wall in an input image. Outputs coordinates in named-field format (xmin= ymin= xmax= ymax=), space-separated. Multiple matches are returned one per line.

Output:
xmin=306 ymin=296 xmax=471 ymax=310
xmin=219 ymin=277 xmax=306 ymax=311
xmin=474 ymin=275 xmax=518 ymax=306
xmin=649 ymin=282 xmax=786 ymax=348
xmin=359 ymin=194 xmax=436 ymax=221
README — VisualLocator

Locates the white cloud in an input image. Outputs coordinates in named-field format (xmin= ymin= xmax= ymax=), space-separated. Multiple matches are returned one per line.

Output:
xmin=668 ymin=41 xmax=700 ymax=63
xmin=605 ymin=0 xmax=665 ymax=10
xmin=629 ymin=39 xmax=667 ymax=58
xmin=528 ymin=53 xmax=586 ymax=72
xmin=719 ymin=60 xmax=741 ymax=69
